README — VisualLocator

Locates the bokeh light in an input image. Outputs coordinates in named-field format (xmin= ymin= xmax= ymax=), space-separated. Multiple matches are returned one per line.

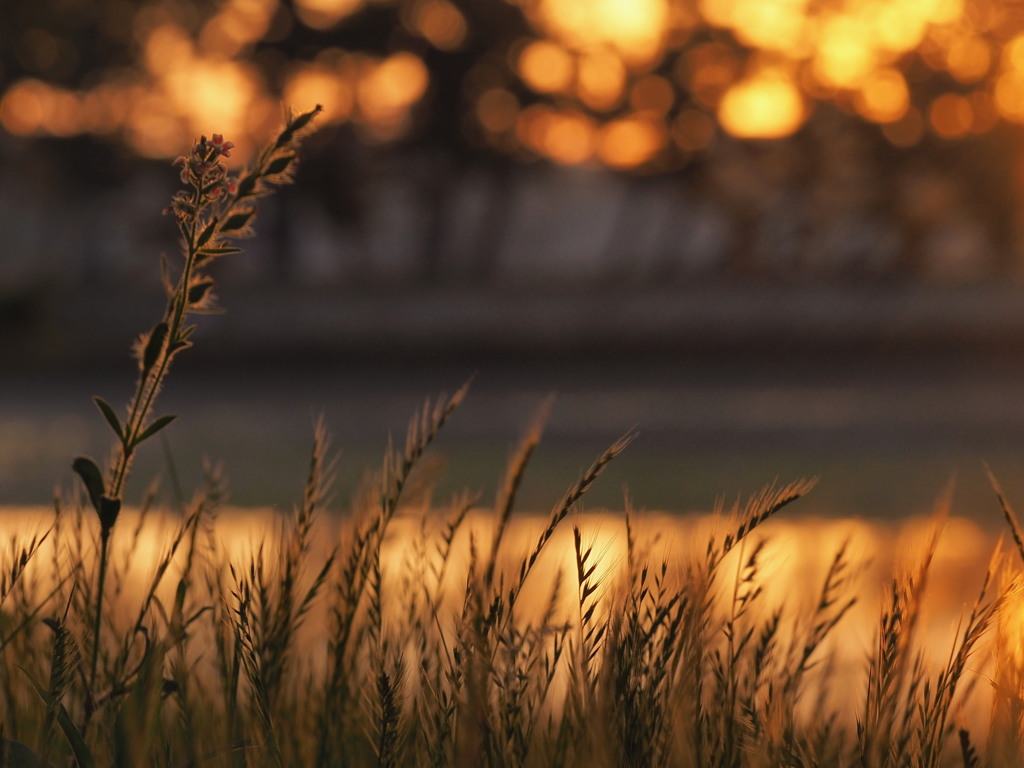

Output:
xmin=718 ymin=67 xmax=806 ymax=139
xmin=5 ymin=0 xmax=1024 ymax=168
xmin=929 ymin=91 xmax=974 ymax=138
xmin=518 ymin=40 xmax=574 ymax=95
xmin=407 ymin=0 xmax=468 ymax=50
xmin=293 ymin=0 xmax=365 ymax=30
xmin=597 ymin=114 xmax=665 ymax=167
xmin=529 ymin=0 xmax=670 ymax=65
xmin=356 ymin=51 xmax=430 ymax=137
xmin=855 ymin=67 xmax=911 ymax=123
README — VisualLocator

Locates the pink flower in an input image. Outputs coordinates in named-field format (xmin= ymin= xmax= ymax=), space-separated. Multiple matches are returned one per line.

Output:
xmin=211 ymin=134 xmax=235 ymax=158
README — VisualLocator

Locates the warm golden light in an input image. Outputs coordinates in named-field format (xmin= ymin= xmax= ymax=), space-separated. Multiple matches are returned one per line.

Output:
xmin=410 ymin=0 xmax=468 ymax=51
xmin=200 ymin=0 xmax=279 ymax=57
xmin=718 ymin=68 xmax=806 ymax=139
xmin=855 ymin=67 xmax=910 ymax=123
xmin=700 ymin=0 xmax=811 ymax=54
xmin=476 ymin=88 xmax=520 ymax=134
xmin=293 ymin=0 xmax=364 ymax=30
xmin=597 ymin=114 xmax=666 ymax=168
xmin=1 ymin=0 xmax=1022 ymax=166
xmin=143 ymin=23 xmax=194 ymax=75
xmin=357 ymin=52 xmax=430 ymax=134
xmin=0 ymin=504 xmax=1004 ymax=706
xmin=284 ymin=64 xmax=355 ymax=125
xmin=43 ymin=90 xmax=82 ymax=137
xmin=813 ymin=15 xmax=877 ymax=89
xmin=1004 ymin=34 xmax=1024 ymax=72
xmin=540 ymin=109 xmax=597 ymax=164
xmin=79 ymin=83 xmax=131 ymax=135
xmin=518 ymin=40 xmax=575 ymax=95
xmin=629 ymin=74 xmax=674 ymax=115
xmin=685 ymin=43 xmax=739 ymax=108
xmin=164 ymin=58 xmax=265 ymax=151
xmin=576 ymin=50 xmax=626 ymax=111
xmin=995 ymin=71 xmax=1024 ymax=122
xmin=125 ymin=92 xmax=186 ymax=158
xmin=946 ymin=34 xmax=991 ymax=83
xmin=533 ymin=0 xmax=669 ymax=64
xmin=929 ymin=92 xmax=974 ymax=138
xmin=870 ymin=4 xmax=929 ymax=53
xmin=0 ymin=79 xmax=49 ymax=135
xmin=515 ymin=104 xmax=585 ymax=162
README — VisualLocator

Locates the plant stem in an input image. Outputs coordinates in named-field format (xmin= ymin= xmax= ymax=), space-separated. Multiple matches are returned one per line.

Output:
xmin=85 ymin=527 xmax=111 ymax=725
xmin=108 ymin=186 xmax=201 ymax=500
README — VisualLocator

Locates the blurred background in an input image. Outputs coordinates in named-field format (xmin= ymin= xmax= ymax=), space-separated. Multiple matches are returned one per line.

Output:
xmin=5 ymin=0 xmax=1024 ymax=520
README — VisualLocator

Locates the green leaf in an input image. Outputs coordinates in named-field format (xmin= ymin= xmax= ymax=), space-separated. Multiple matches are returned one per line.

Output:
xmin=20 ymin=667 xmax=95 ymax=768
xmin=196 ymin=218 xmax=217 ymax=248
xmin=134 ymin=415 xmax=177 ymax=447
xmin=274 ymin=128 xmax=294 ymax=149
xmin=98 ymin=496 xmax=121 ymax=535
xmin=236 ymin=174 xmax=257 ymax=198
xmin=172 ymin=577 xmax=188 ymax=627
xmin=290 ymin=104 xmax=322 ymax=132
xmin=195 ymin=246 xmax=242 ymax=265
xmin=220 ymin=209 xmax=254 ymax=233
xmin=93 ymin=397 xmax=123 ymax=443
xmin=264 ymin=154 xmax=294 ymax=176
xmin=187 ymin=279 xmax=216 ymax=307
xmin=141 ymin=322 xmax=168 ymax=377
xmin=276 ymin=105 xmax=322 ymax=148
xmin=71 ymin=457 xmax=105 ymax=512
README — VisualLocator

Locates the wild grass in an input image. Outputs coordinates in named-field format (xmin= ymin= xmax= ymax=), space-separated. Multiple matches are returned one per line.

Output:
xmin=6 ymin=109 xmax=1024 ymax=767
xmin=6 ymin=451 xmax=1024 ymax=768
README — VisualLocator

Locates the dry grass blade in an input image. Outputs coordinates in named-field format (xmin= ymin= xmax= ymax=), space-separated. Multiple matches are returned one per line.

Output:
xmin=916 ymin=544 xmax=1013 ymax=768
xmin=428 ymin=492 xmax=475 ymax=607
xmin=485 ymin=395 xmax=554 ymax=589
xmin=986 ymin=465 xmax=1024 ymax=565
xmin=372 ymin=656 xmax=406 ymax=768
xmin=512 ymin=430 xmax=636 ymax=608
xmin=719 ymin=478 xmax=817 ymax=562
xmin=860 ymin=502 xmax=946 ymax=768
xmin=572 ymin=524 xmax=607 ymax=689
xmin=794 ymin=538 xmax=858 ymax=680
xmin=382 ymin=378 xmax=472 ymax=523
xmin=0 ymin=527 xmax=52 ymax=607
xmin=38 ymin=613 xmax=82 ymax=763
xmin=232 ymin=577 xmax=283 ymax=768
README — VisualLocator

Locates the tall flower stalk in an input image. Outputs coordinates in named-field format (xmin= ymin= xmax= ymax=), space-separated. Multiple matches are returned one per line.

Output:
xmin=72 ymin=105 xmax=322 ymax=715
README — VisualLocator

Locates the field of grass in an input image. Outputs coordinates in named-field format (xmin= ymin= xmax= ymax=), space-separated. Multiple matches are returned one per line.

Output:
xmin=8 ymin=107 xmax=1024 ymax=767
xmin=4 ymin=414 xmax=1024 ymax=768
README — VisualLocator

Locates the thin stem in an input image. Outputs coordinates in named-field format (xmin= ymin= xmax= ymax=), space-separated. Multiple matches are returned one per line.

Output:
xmin=85 ymin=528 xmax=111 ymax=726
xmin=108 ymin=184 xmax=202 ymax=499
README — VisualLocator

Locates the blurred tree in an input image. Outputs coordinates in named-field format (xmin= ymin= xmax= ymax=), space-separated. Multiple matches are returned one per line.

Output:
xmin=3 ymin=0 xmax=1024 ymax=283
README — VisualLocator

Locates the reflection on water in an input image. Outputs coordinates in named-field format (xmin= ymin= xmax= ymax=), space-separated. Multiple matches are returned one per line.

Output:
xmin=0 ymin=502 xmax=1009 ymax=728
